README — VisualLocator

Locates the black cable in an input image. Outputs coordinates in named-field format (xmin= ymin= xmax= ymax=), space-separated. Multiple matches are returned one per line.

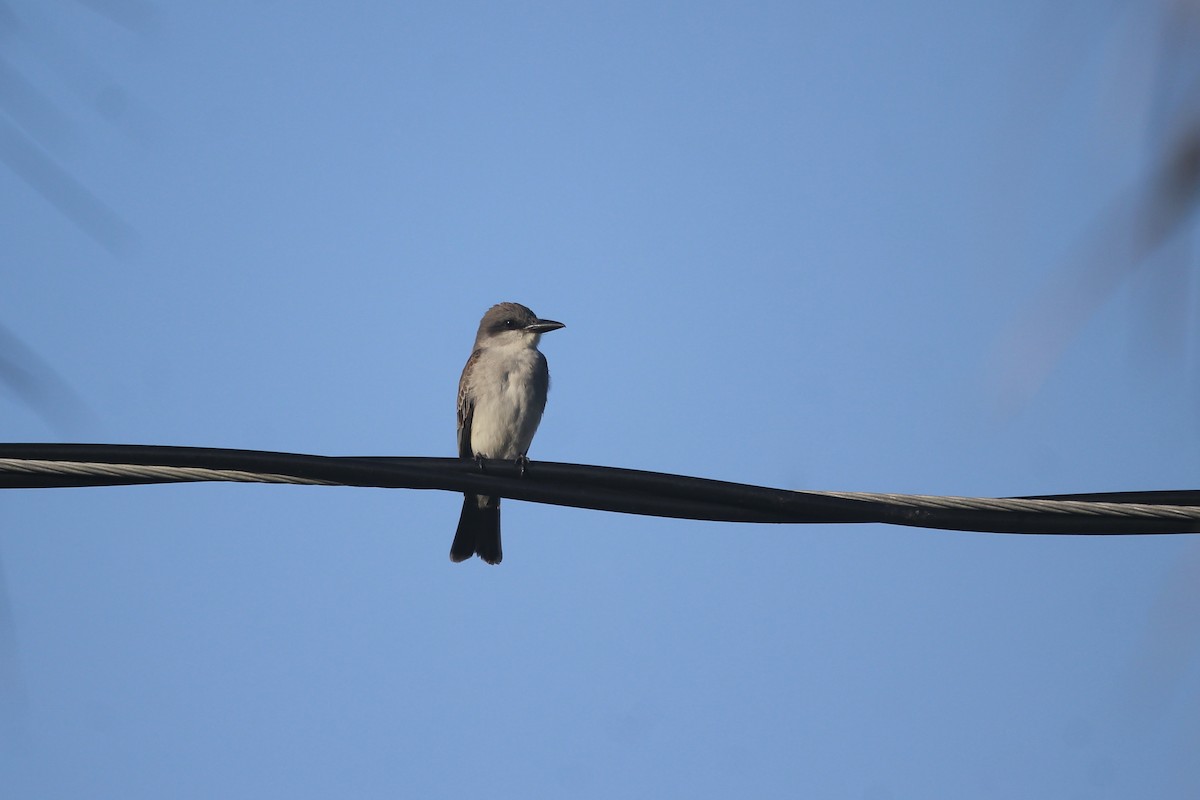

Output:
xmin=0 ymin=443 xmax=1197 ymax=535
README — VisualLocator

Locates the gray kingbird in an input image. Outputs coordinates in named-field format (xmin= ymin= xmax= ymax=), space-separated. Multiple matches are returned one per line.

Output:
xmin=451 ymin=302 xmax=565 ymax=564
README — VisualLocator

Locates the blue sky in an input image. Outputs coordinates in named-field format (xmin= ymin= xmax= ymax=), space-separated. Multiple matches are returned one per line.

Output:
xmin=3 ymin=1 xmax=1200 ymax=797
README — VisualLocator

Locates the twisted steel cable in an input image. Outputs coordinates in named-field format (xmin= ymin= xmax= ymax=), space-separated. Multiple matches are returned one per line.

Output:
xmin=1 ymin=444 xmax=1197 ymax=535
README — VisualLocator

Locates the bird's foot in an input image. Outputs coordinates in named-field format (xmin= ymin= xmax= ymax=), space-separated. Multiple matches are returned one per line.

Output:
xmin=516 ymin=453 xmax=531 ymax=477
xmin=473 ymin=453 xmax=487 ymax=472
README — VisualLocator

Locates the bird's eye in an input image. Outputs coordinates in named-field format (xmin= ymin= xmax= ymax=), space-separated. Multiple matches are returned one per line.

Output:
xmin=504 ymin=319 xmax=516 ymax=328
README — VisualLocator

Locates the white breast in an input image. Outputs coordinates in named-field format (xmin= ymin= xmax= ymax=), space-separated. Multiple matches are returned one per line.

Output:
xmin=468 ymin=345 xmax=547 ymax=460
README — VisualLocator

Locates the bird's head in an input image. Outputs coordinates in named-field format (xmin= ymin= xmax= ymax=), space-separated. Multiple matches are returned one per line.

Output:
xmin=475 ymin=302 xmax=565 ymax=348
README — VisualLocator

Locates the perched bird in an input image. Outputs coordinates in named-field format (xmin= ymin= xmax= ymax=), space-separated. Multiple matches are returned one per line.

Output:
xmin=451 ymin=302 xmax=564 ymax=564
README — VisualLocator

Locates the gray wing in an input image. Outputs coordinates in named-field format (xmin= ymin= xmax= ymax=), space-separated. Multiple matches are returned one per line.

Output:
xmin=533 ymin=351 xmax=550 ymax=417
xmin=511 ymin=351 xmax=550 ymax=458
xmin=522 ymin=352 xmax=551 ymax=455
xmin=457 ymin=349 xmax=481 ymax=459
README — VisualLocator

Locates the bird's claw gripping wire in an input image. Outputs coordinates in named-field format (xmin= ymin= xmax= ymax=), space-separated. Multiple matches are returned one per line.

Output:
xmin=473 ymin=453 xmax=530 ymax=476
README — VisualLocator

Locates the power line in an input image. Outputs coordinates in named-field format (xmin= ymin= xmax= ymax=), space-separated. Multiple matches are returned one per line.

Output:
xmin=0 ymin=443 xmax=1198 ymax=535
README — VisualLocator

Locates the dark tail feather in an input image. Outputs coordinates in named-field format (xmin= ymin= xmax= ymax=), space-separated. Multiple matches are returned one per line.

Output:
xmin=450 ymin=495 xmax=502 ymax=565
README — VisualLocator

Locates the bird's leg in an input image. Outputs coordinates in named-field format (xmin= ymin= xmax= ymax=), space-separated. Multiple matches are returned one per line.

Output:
xmin=473 ymin=452 xmax=487 ymax=472
xmin=516 ymin=453 xmax=531 ymax=477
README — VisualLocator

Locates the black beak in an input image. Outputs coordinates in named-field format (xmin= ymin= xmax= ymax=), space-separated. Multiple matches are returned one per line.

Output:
xmin=524 ymin=319 xmax=565 ymax=334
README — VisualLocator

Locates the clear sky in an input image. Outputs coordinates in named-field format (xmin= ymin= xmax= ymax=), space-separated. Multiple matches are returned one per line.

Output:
xmin=3 ymin=1 xmax=1200 ymax=797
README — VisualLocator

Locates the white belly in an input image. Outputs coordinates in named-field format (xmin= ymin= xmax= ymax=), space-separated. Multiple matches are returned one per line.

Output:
xmin=468 ymin=349 xmax=546 ymax=460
